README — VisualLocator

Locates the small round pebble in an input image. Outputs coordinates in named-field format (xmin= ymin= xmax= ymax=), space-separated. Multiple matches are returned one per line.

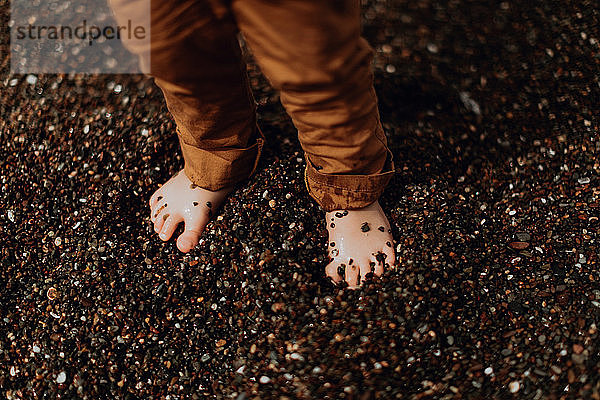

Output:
xmin=56 ymin=371 xmax=67 ymax=384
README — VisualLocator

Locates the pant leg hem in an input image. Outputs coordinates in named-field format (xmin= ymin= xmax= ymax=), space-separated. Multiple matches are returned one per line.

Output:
xmin=179 ymin=125 xmax=265 ymax=191
xmin=304 ymin=147 xmax=395 ymax=212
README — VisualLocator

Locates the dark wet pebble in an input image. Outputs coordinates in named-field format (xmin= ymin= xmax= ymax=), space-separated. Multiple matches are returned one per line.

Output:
xmin=515 ymin=232 xmax=531 ymax=241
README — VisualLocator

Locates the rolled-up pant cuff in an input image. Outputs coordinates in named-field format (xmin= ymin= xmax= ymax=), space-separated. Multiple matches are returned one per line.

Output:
xmin=179 ymin=126 xmax=265 ymax=191
xmin=304 ymin=148 xmax=395 ymax=212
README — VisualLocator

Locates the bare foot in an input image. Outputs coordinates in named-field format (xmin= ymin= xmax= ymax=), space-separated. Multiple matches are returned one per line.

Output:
xmin=324 ymin=201 xmax=395 ymax=288
xmin=149 ymin=170 xmax=232 ymax=252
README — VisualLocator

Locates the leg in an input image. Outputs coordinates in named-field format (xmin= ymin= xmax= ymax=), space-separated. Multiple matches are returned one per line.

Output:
xmin=231 ymin=0 xmax=395 ymax=287
xmin=109 ymin=0 xmax=263 ymax=252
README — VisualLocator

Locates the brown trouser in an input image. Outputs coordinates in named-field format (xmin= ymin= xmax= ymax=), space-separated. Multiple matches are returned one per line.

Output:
xmin=109 ymin=0 xmax=394 ymax=211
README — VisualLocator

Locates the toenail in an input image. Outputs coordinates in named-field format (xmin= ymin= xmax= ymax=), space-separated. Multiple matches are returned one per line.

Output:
xmin=331 ymin=249 xmax=339 ymax=257
xmin=190 ymin=183 xmax=198 ymax=189
xmin=330 ymin=223 xmax=335 ymax=228
xmin=361 ymin=222 xmax=370 ymax=232
xmin=163 ymin=214 xmax=170 ymax=221
xmin=330 ymin=242 xmax=335 ymax=247
xmin=193 ymin=202 xmax=198 ymax=206
xmin=206 ymin=201 xmax=212 ymax=208
xmin=386 ymin=241 xmax=392 ymax=247
xmin=378 ymin=226 xmax=385 ymax=232
xmin=157 ymin=196 xmax=163 ymax=201
xmin=348 ymin=258 xmax=353 ymax=265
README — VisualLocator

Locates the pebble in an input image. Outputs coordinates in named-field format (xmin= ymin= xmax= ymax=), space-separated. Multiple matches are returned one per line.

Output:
xmin=459 ymin=91 xmax=482 ymax=115
xmin=56 ymin=371 xmax=67 ymax=384
xmin=7 ymin=210 xmax=14 ymax=222
xmin=26 ymin=75 xmax=37 ymax=85
xmin=515 ymin=232 xmax=531 ymax=241
xmin=508 ymin=241 xmax=528 ymax=250
xmin=509 ymin=381 xmax=520 ymax=393
xmin=577 ymin=177 xmax=590 ymax=184
xmin=426 ymin=43 xmax=439 ymax=53
xmin=259 ymin=376 xmax=271 ymax=384
xmin=538 ymin=335 xmax=546 ymax=344
xmin=47 ymin=288 xmax=58 ymax=300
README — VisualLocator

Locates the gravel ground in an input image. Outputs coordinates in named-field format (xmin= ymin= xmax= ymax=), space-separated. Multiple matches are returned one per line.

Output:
xmin=1 ymin=0 xmax=600 ymax=399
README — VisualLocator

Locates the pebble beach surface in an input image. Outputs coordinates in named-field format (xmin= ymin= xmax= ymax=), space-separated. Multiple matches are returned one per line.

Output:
xmin=1 ymin=0 xmax=599 ymax=398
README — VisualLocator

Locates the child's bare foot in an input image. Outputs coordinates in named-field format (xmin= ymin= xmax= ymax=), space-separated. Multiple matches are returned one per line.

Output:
xmin=324 ymin=201 xmax=395 ymax=288
xmin=149 ymin=170 xmax=232 ymax=252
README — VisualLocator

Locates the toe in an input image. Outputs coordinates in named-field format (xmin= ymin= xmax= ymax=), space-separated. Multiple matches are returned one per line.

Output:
xmin=371 ymin=251 xmax=387 ymax=276
xmin=149 ymin=189 xmax=163 ymax=208
xmin=150 ymin=199 xmax=166 ymax=222
xmin=370 ymin=254 xmax=383 ymax=276
xmin=159 ymin=214 xmax=182 ymax=241
xmin=176 ymin=227 xmax=203 ymax=253
xmin=358 ymin=257 xmax=374 ymax=282
xmin=383 ymin=242 xmax=396 ymax=269
xmin=153 ymin=206 xmax=169 ymax=233
xmin=151 ymin=200 xmax=168 ymax=224
xmin=344 ymin=262 xmax=360 ymax=288
xmin=324 ymin=260 xmax=343 ymax=284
